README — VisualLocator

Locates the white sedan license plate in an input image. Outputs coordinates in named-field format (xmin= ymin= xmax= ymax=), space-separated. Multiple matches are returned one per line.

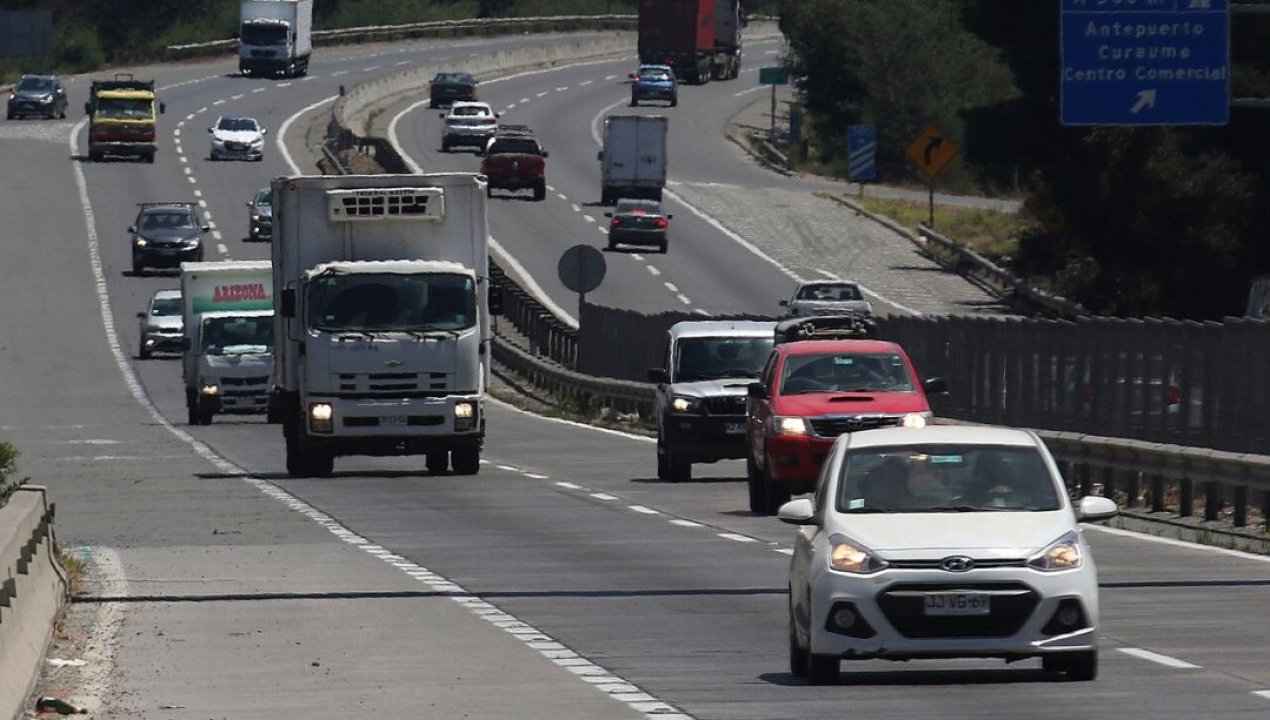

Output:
xmin=923 ymin=592 xmax=990 ymax=616
xmin=381 ymin=415 xmax=408 ymax=426
xmin=725 ymin=422 xmax=745 ymax=435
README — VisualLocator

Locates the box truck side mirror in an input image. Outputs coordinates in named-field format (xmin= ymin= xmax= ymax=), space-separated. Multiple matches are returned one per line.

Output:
xmin=281 ymin=288 xmax=296 ymax=318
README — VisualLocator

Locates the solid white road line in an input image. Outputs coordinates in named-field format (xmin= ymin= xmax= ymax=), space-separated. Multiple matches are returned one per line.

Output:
xmin=1117 ymin=648 xmax=1201 ymax=669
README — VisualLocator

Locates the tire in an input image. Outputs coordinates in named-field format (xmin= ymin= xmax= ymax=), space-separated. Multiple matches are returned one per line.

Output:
xmin=1044 ymin=651 xmax=1098 ymax=681
xmin=665 ymin=445 xmax=690 ymax=482
xmin=426 ymin=451 xmax=449 ymax=474
xmin=186 ymin=392 xmax=199 ymax=426
xmin=451 ymin=447 xmax=480 ymax=476
xmin=89 ymin=149 xmax=102 ymax=162
xmin=533 ymin=181 xmax=546 ymax=202
xmin=441 ymin=141 xmax=450 ymax=153
xmin=670 ymin=97 xmax=678 ymax=107
xmin=197 ymin=401 xmax=215 ymax=426
xmin=746 ymin=454 xmax=766 ymax=514
xmin=5 ymin=111 xmax=12 ymax=120
xmin=144 ymin=152 xmax=155 ymax=164
xmin=654 ymin=189 xmax=663 ymax=202
xmin=748 ymin=454 xmax=789 ymax=515
xmin=807 ymin=654 xmax=839 ymax=685
xmin=486 ymin=185 xmax=494 ymax=198
xmin=139 ymin=341 xmax=151 ymax=360
xmin=656 ymin=440 xmax=670 ymax=480
xmin=630 ymin=96 xmax=638 ymax=107
xmin=132 ymin=256 xmax=143 ymax=275
xmin=658 ymin=239 xmax=668 ymax=254
xmin=789 ymin=602 xmax=809 ymax=679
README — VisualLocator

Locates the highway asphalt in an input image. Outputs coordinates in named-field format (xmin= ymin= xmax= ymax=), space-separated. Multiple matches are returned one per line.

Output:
xmin=3 ymin=30 xmax=1270 ymax=720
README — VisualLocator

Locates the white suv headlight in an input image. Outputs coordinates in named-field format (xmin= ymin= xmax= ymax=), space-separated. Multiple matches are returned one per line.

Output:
xmin=670 ymin=396 xmax=700 ymax=414
xmin=1028 ymin=530 xmax=1083 ymax=572
xmin=828 ymin=534 xmax=889 ymax=574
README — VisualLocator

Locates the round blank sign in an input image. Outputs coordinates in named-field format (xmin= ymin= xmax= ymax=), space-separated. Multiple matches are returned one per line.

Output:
xmin=557 ymin=244 xmax=607 ymax=294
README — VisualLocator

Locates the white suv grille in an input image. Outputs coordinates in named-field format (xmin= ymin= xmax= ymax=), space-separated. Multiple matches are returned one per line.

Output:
xmin=326 ymin=187 xmax=445 ymax=222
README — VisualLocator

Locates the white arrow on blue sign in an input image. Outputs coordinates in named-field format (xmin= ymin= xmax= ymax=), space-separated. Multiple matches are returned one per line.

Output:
xmin=1061 ymin=0 xmax=1230 ymax=126
xmin=848 ymin=124 xmax=876 ymax=182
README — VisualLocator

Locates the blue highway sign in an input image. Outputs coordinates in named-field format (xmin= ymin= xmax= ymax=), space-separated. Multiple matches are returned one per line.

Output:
xmin=848 ymin=124 xmax=876 ymax=182
xmin=1061 ymin=0 xmax=1229 ymax=126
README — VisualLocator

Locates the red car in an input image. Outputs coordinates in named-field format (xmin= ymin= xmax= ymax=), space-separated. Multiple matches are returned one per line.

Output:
xmin=745 ymin=316 xmax=946 ymax=514
xmin=479 ymin=126 xmax=548 ymax=201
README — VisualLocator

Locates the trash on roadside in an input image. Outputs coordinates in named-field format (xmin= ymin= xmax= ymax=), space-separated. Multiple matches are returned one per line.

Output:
xmin=45 ymin=658 xmax=88 ymax=668
xmin=35 ymin=697 xmax=87 ymax=714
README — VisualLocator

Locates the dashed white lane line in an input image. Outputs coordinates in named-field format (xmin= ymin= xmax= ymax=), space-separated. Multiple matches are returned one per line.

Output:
xmin=207 ymin=220 xmax=217 ymax=230
xmin=173 ymin=127 xmax=181 ymax=137
xmin=733 ymin=86 xmax=766 ymax=97
xmin=1253 ymin=690 xmax=1270 ymax=700
xmin=537 ymin=91 xmax=549 ymax=97
xmin=519 ymin=97 xmax=530 ymax=103
xmin=664 ymin=282 xmax=679 ymax=293
xmin=395 ymin=60 xmax=411 ymax=66
xmin=628 ymin=505 xmax=659 ymax=515
xmin=363 ymin=65 xmax=381 ymax=72
xmin=816 ymin=269 xmax=838 ymax=279
xmin=591 ymin=493 xmax=618 ymax=501
xmin=604 ymin=74 xmax=618 ymax=80
xmin=277 ymin=82 xmax=292 ymax=88
xmin=507 ymin=102 xmax=518 ymax=110
xmin=557 ymin=193 xmax=568 ymax=201
xmin=330 ymin=70 xmax=349 ymax=77
xmin=253 ymin=87 xmax=266 ymax=93
xmin=211 ymin=231 xmax=222 ymax=241
xmin=555 ymin=86 xmax=568 ymax=91
xmin=217 ymin=244 xmax=229 ymax=255
xmin=719 ymin=533 xmax=759 ymax=543
xmin=1117 ymin=648 xmax=1201 ymax=669
xmin=582 ymin=214 xmax=595 ymax=223
xmin=186 ymin=176 xmax=196 ymax=184
xmin=230 ymin=94 xmax=243 ymax=100
xmin=693 ymin=308 xmax=712 ymax=316
xmin=197 ymin=199 xmax=207 ymax=208
xmin=629 ymin=253 xmax=644 ymax=261
xmin=676 ymin=294 xmax=691 ymax=305
xmin=192 ymin=189 xmax=202 ymax=198
xmin=496 ymin=464 xmax=518 ymax=472
xmin=555 ymin=481 xmax=583 ymax=490
xmin=179 ymin=156 xmax=188 ymax=164
xmin=524 ymin=473 xmax=549 ymax=480
xmin=571 ymin=203 xmax=581 ymax=213
xmin=212 ymin=99 xmax=225 ymax=105
xmin=185 ymin=113 xmax=196 ymax=121
xmin=646 ymin=266 xmax=661 ymax=276
xmin=579 ymin=80 xmax=594 ymax=86
xmin=774 ymin=548 xmax=794 ymax=556
xmin=669 ymin=519 xmax=702 ymax=528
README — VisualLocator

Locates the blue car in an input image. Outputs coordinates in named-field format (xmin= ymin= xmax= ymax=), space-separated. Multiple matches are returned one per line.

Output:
xmin=631 ymin=64 xmax=678 ymax=107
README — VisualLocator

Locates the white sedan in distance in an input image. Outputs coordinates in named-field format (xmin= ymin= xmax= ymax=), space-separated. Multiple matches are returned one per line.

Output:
xmin=208 ymin=115 xmax=266 ymax=161
xmin=440 ymin=101 xmax=499 ymax=153
xmin=780 ymin=424 xmax=1117 ymax=684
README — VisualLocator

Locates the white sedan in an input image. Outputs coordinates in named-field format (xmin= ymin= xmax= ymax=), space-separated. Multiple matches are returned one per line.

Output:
xmin=439 ymin=101 xmax=499 ymax=152
xmin=208 ymin=115 xmax=266 ymax=161
xmin=780 ymin=424 xmax=1117 ymax=684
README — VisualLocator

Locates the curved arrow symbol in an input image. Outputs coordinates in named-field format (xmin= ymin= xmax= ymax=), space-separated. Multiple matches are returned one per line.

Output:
xmin=923 ymin=136 xmax=944 ymax=166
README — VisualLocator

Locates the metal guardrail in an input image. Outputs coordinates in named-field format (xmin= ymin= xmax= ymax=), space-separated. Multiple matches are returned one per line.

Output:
xmin=166 ymin=14 xmax=637 ymax=60
xmin=917 ymin=225 xmax=1089 ymax=319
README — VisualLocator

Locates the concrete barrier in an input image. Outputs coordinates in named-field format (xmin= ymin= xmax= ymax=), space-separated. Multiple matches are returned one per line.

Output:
xmin=0 ymin=486 xmax=64 ymax=720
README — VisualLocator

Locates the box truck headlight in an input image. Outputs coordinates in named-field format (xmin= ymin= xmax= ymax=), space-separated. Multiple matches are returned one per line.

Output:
xmin=199 ymin=382 xmax=219 ymax=396
xmin=134 ymin=237 xmax=148 ymax=247
xmin=309 ymin=403 xmax=334 ymax=433
xmin=454 ymin=401 xmax=476 ymax=431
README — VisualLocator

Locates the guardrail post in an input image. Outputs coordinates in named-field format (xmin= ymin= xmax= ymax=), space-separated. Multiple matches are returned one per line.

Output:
xmin=1262 ymin=490 xmax=1270 ymax=531
xmin=1233 ymin=485 xmax=1248 ymax=527
xmin=1151 ymin=473 xmax=1166 ymax=513
xmin=1101 ymin=466 xmax=1117 ymax=502
xmin=1078 ymin=461 xmax=1093 ymax=497
xmin=1179 ymin=476 xmax=1194 ymax=518
xmin=1124 ymin=469 xmax=1141 ymax=507
xmin=1204 ymin=481 xmax=1221 ymax=522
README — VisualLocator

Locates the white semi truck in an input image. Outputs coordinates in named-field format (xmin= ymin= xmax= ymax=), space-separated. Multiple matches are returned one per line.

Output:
xmin=271 ymin=174 xmax=495 ymax=477
xmin=238 ymin=0 xmax=313 ymax=77
xmin=180 ymin=261 xmax=275 ymax=425
xmin=598 ymin=114 xmax=668 ymax=205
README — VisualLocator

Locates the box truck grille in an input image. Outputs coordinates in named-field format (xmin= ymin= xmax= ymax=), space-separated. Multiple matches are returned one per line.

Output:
xmin=327 ymin=187 xmax=445 ymax=221
xmin=334 ymin=372 xmax=451 ymax=394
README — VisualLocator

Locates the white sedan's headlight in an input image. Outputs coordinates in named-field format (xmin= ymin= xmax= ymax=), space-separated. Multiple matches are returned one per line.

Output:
xmin=828 ymin=534 xmax=889 ymax=574
xmin=250 ymin=136 xmax=264 ymax=146
xmin=1028 ymin=530 xmax=1083 ymax=571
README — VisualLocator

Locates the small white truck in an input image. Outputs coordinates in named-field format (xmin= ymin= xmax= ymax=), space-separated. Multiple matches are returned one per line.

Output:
xmin=238 ymin=0 xmax=313 ymax=77
xmin=598 ymin=114 xmax=668 ymax=205
xmin=180 ymin=261 xmax=275 ymax=425
xmin=271 ymin=174 xmax=496 ymax=477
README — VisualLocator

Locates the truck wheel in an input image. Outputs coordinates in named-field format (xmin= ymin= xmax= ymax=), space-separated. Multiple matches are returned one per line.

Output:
xmin=656 ymin=443 xmax=670 ymax=480
xmin=89 ymin=149 xmax=102 ymax=162
xmin=630 ymin=96 xmax=638 ymax=107
xmin=658 ymin=240 xmax=668 ymax=254
xmin=186 ymin=392 xmax=199 ymax=426
xmin=486 ymin=186 xmax=494 ymax=198
xmin=132 ymin=257 xmax=143 ymax=275
xmin=196 ymin=398 xmax=215 ymax=425
xmin=426 ymin=451 xmax=448 ymax=474
xmin=144 ymin=152 xmax=155 ymax=164
xmin=670 ymin=97 xmax=678 ymax=107
xmin=451 ymin=448 xmax=480 ymax=476
xmin=533 ymin=181 xmax=546 ymax=202
xmin=747 ymin=454 xmax=787 ymax=515
xmin=139 ymin=342 xmax=151 ymax=360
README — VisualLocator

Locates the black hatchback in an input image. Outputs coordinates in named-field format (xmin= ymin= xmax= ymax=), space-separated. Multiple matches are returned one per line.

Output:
xmin=605 ymin=199 xmax=673 ymax=253
xmin=428 ymin=72 xmax=477 ymax=108
xmin=7 ymin=74 xmax=67 ymax=120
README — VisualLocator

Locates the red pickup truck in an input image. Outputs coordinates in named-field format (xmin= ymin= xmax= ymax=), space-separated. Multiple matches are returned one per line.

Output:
xmin=745 ymin=316 xmax=947 ymax=514
xmin=479 ymin=128 xmax=548 ymax=201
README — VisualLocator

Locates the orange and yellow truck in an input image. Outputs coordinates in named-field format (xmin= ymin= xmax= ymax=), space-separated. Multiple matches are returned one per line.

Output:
xmin=84 ymin=73 xmax=164 ymax=163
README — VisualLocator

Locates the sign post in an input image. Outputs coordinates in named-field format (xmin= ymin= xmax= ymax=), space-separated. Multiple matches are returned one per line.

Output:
xmin=1060 ymin=0 xmax=1230 ymax=126
xmin=557 ymin=244 xmax=607 ymax=367
xmin=905 ymin=124 xmax=959 ymax=227
xmin=759 ymin=66 xmax=788 ymax=139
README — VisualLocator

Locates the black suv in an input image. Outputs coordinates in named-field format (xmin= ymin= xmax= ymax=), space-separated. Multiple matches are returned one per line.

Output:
xmin=7 ymin=74 xmax=67 ymax=120
xmin=428 ymin=71 xmax=477 ymax=108
xmin=649 ymin=320 xmax=776 ymax=481
xmin=129 ymin=202 xmax=207 ymax=274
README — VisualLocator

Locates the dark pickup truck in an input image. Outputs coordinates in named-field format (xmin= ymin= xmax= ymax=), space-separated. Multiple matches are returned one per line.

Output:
xmin=479 ymin=127 xmax=548 ymax=201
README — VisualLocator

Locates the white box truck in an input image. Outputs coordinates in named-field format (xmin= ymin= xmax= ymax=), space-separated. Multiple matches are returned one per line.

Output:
xmin=180 ymin=261 xmax=276 ymax=425
xmin=271 ymin=174 xmax=496 ymax=478
xmin=598 ymin=114 xmax=668 ymax=205
xmin=238 ymin=0 xmax=313 ymax=77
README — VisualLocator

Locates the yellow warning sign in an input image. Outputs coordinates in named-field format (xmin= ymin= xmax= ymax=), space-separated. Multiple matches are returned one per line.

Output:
xmin=906 ymin=124 xmax=959 ymax=177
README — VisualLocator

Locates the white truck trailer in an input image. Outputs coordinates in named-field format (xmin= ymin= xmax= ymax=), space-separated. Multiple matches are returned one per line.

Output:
xmin=180 ymin=261 xmax=275 ymax=425
xmin=238 ymin=0 xmax=313 ymax=77
xmin=271 ymin=174 xmax=495 ymax=477
xmin=598 ymin=114 xmax=668 ymax=205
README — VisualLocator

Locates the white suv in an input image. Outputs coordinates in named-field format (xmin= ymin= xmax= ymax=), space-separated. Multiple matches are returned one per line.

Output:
xmin=439 ymin=101 xmax=499 ymax=152
xmin=780 ymin=424 xmax=1117 ymax=684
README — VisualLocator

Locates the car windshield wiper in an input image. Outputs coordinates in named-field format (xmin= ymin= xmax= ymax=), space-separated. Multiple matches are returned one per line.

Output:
xmin=913 ymin=505 xmax=1011 ymax=513
xmin=844 ymin=507 xmax=900 ymax=513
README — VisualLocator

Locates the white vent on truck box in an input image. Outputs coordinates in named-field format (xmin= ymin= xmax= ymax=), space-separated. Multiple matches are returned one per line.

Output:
xmin=326 ymin=187 xmax=445 ymax=222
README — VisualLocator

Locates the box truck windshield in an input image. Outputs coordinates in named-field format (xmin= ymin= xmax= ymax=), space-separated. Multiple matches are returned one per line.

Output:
xmin=202 ymin=315 xmax=274 ymax=356
xmin=306 ymin=272 xmax=475 ymax=333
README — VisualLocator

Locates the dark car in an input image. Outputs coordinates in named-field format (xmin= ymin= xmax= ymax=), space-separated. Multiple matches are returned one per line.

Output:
xmin=605 ymin=199 xmax=672 ymax=253
xmin=245 ymin=187 xmax=272 ymax=241
xmin=630 ymin=64 xmax=677 ymax=107
xmin=7 ymin=74 xmax=67 ymax=120
xmin=429 ymin=72 xmax=477 ymax=108
xmin=129 ymin=202 xmax=207 ymax=274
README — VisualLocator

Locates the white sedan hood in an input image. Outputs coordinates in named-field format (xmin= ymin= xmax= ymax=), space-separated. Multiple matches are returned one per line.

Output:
xmin=837 ymin=511 xmax=1072 ymax=560
xmin=213 ymin=129 xmax=262 ymax=143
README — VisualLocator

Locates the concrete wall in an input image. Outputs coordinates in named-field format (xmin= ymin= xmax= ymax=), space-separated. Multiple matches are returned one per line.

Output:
xmin=0 ymin=487 xmax=65 ymax=720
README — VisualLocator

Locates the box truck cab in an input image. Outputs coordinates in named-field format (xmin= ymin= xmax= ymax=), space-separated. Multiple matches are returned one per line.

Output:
xmin=84 ymin=73 xmax=164 ymax=163
xmin=239 ymin=0 xmax=313 ymax=77
xmin=180 ymin=261 xmax=275 ymax=425
xmin=271 ymin=174 xmax=495 ymax=478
